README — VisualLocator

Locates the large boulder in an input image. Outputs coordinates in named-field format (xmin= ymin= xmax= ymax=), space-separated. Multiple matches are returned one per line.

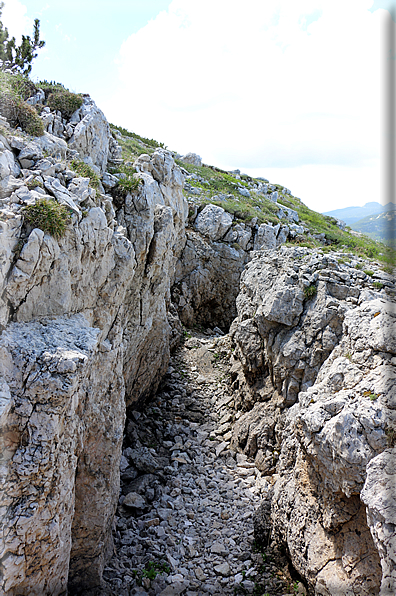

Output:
xmin=194 ymin=204 xmax=233 ymax=241
xmin=180 ymin=152 xmax=202 ymax=167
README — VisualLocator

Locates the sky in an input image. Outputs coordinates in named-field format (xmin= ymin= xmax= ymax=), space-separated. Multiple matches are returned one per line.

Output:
xmin=1 ymin=0 xmax=395 ymax=213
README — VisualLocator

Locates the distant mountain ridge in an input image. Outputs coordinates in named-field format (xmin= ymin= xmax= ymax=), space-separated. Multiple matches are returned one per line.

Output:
xmin=323 ymin=201 xmax=394 ymax=226
xmin=352 ymin=209 xmax=396 ymax=246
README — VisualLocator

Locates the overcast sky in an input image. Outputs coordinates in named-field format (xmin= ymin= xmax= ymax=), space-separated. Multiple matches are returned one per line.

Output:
xmin=2 ymin=0 xmax=395 ymax=213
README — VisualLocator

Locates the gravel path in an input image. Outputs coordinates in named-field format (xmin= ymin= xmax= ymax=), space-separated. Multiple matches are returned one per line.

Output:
xmin=99 ymin=331 xmax=302 ymax=596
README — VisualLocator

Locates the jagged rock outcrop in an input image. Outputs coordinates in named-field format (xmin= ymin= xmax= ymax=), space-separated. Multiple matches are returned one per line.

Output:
xmin=171 ymin=205 xmax=291 ymax=330
xmin=230 ymin=246 xmax=395 ymax=594
xmin=361 ymin=448 xmax=396 ymax=595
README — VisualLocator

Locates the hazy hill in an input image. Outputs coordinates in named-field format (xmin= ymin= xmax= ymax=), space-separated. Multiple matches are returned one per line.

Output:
xmin=322 ymin=201 xmax=390 ymax=225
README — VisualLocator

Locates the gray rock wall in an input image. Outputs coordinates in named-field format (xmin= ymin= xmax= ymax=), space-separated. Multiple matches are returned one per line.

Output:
xmin=230 ymin=246 xmax=396 ymax=595
xmin=0 ymin=120 xmax=188 ymax=592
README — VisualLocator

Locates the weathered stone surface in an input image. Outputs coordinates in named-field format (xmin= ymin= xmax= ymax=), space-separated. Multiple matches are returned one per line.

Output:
xmin=172 ymin=229 xmax=248 ymax=330
xmin=0 ymin=315 xmax=125 ymax=595
xmin=0 ymin=143 xmax=20 ymax=179
xmin=0 ymin=174 xmax=25 ymax=199
xmin=1 ymin=86 xmax=394 ymax=596
xmin=194 ymin=204 xmax=233 ymax=241
xmin=0 ymin=140 xmax=188 ymax=593
xmin=68 ymin=96 xmax=111 ymax=172
xmin=229 ymin=246 xmax=395 ymax=594
xmin=180 ymin=152 xmax=202 ymax=167
xmin=123 ymin=492 xmax=146 ymax=509
xmin=253 ymin=223 xmax=276 ymax=250
xmin=361 ymin=448 xmax=396 ymax=596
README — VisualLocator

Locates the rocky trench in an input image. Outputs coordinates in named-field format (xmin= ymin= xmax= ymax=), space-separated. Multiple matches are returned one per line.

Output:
xmin=99 ymin=329 xmax=304 ymax=596
xmin=97 ymin=244 xmax=396 ymax=596
xmin=0 ymin=94 xmax=395 ymax=596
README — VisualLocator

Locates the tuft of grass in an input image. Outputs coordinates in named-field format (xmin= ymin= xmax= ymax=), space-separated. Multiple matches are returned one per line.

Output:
xmin=363 ymin=270 xmax=374 ymax=277
xmin=386 ymin=426 xmax=396 ymax=447
xmin=304 ymin=285 xmax=317 ymax=299
xmin=22 ymin=198 xmax=72 ymax=239
xmin=70 ymin=159 xmax=100 ymax=190
xmin=110 ymin=163 xmax=142 ymax=198
xmin=26 ymin=178 xmax=43 ymax=190
xmin=372 ymin=281 xmax=383 ymax=290
xmin=131 ymin=560 xmax=170 ymax=586
xmin=117 ymin=175 xmax=141 ymax=195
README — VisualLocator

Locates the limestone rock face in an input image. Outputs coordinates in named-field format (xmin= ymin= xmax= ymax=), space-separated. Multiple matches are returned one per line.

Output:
xmin=172 ymin=229 xmax=249 ymax=330
xmin=230 ymin=246 xmax=395 ymax=595
xmin=68 ymin=96 xmax=111 ymax=172
xmin=116 ymin=149 xmax=188 ymax=404
xmin=0 ymin=137 xmax=20 ymax=178
xmin=0 ymin=139 xmax=187 ymax=593
xmin=361 ymin=448 xmax=396 ymax=596
xmin=0 ymin=316 xmax=125 ymax=595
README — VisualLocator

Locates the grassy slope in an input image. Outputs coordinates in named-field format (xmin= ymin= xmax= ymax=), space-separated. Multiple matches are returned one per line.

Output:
xmin=111 ymin=124 xmax=395 ymax=268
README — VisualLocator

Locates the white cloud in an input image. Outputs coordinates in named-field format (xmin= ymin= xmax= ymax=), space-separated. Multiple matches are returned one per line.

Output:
xmin=1 ymin=0 xmax=32 ymax=41
xmin=98 ymin=0 xmax=389 ymax=212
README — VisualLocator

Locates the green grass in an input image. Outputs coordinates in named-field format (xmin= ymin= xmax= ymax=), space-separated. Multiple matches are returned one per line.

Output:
xmin=109 ymin=162 xmax=142 ymax=197
xmin=131 ymin=560 xmax=170 ymax=586
xmin=108 ymin=100 xmax=396 ymax=267
xmin=109 ymin=123 xmax=166 ymax=163
xmin=22 ymin=198 xmax=72 ymax=238
xmin=70 ymin=160 xmax=101 ymax=190
xmin=304 ymin=285 xmax=317 ymax=299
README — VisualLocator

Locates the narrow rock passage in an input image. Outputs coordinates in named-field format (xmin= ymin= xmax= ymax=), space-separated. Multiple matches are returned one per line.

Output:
xmin=100 ymin=330 xmax=300 ymax=596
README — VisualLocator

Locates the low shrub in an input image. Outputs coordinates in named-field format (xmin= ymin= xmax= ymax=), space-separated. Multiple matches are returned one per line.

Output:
xmin=16 ymin=99 xmax=44 ymax=135
xmin=0 ymin=72 xmax=44 ymax=136
xmin=47 ymin=89 xmax=83 ymax=119
xmin=22 ymin=198 xmax=71 ymax=238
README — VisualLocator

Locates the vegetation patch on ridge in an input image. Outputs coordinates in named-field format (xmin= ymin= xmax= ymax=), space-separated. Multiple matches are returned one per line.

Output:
xmin=22 ymin=198 xmax=71 ymax=239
